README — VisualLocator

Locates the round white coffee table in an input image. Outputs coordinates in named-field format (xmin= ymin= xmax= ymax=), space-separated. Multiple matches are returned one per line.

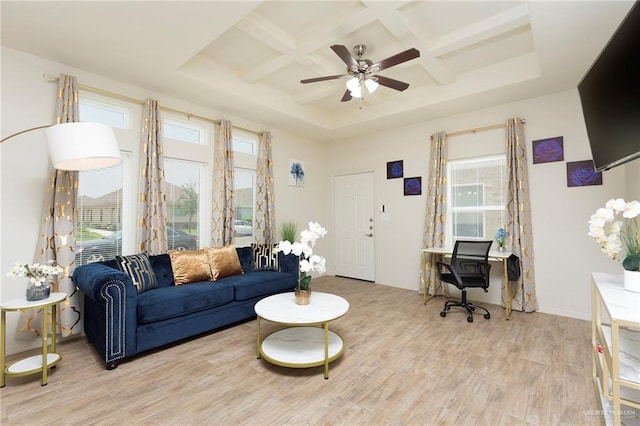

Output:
xmin=254 ymin=292 xmax=349 ymax=379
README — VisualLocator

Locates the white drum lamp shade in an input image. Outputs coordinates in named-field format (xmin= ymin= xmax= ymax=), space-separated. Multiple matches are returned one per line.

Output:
xmin=45 ymin=122 xmax=120 ymax=170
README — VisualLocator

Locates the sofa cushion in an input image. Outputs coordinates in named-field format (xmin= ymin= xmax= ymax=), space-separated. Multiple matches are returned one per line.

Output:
xmin=252 ymin=244 xmax=280 ymax=271
xmin=136 ymin=281 xmax=234 ymax=324
xmin=221 ymin=270 xmax=295 ymax=301
xmin=148 ymin=254 xmax=174 ymax=288
xmin=114 ymin=253 xmax=157 ymax=293
xmin=236 ymin=246 xmax=254 ymax=273
xmin=207 ymin=245 xmax=243 ymax=281
xmin=169 ymin=249 xmax=212 ymax=285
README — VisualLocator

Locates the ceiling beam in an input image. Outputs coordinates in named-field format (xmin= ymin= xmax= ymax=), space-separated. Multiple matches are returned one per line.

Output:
xmin=296 ymin=8 xmax=378 ymax=52
xmin=428 ymin=4 xmax=531 ymax=57
xmin=236 ymin=13 xmax=298 ymax=82
xmin=361 ymin=0 xmax=455 ymax=85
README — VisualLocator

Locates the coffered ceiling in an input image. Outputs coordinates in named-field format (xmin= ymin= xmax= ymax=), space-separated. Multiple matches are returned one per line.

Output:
xmin=1 ymin=1 xmax=635 ymax=141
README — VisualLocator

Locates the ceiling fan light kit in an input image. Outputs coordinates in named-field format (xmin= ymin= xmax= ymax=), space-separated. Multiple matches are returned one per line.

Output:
xmin=364 ymin=78 xmax=379 ymax=94
xmin=346 ymin=77 xmax=362 ymax=98
xmin=345 ymin=75 xmax=379 ymax=99
xmin=301 ymin=44 xmax=420 ymax=102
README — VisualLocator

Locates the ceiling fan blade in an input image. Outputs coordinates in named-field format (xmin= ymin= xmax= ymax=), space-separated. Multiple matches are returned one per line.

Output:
xmin=371 ymin=48 xmax=420 ymax=72
xmin=301 ymin=75 xmax=345 ymax=84
xmin=330 ymin=44 xmax=358 ymax=68
xmin=340 ymin=90 xmax=353 ymax=102
xmin=374 ymin=75 xmax=410 ymax=91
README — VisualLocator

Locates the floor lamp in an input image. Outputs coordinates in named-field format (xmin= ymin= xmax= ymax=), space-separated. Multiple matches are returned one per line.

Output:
xmin=0 ymin=122 xmax=120 ymax=170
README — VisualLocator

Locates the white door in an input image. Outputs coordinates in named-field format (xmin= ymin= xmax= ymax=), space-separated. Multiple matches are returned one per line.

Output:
xmin=334 ymin=172 xmax=375 ymax=281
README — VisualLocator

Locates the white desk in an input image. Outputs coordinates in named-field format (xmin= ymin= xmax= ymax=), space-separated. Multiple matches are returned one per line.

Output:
xmin=422 ymin=247 xmax=520 ymax=320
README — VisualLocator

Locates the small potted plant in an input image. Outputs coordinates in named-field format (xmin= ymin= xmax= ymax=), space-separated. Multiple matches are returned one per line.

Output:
xmin=6 ymin=260 xmax=63 ymax=301
xmin=276 ymin=222 xmax=327 ymax=305
xmin=495 ymin=228 xmax=507 ymax=251
xmin=280 ymin=221 xmax=298 ymax=243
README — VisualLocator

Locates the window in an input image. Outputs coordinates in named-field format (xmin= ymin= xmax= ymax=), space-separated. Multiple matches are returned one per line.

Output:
xmin=161 ymin=113 xmax=214 ymax=246
xmin=163 ymin=115 xmax=208 ymax=145
xmin=232 ymin=129 xmax=256 ymax=155
xmin=232 ymin=128 xmax=258 ymax=245
xmin=77 ymin=91 xmax=142 ymax=265
xmin=448 ymin=155 xmax=506 ymax=242
xmin=76 ymin=153 xmax=132 ymax=265
xmin=234 ymin=168 xmax=256 ymax=240
xmin=79 ymin=93 xmax=130 ymax=129
xmin=164 ymin=159 xmax=204 ymax=250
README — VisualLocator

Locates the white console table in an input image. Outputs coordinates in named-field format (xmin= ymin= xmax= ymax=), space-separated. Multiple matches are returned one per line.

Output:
xmin=591 ymin=273 xmax=640 ymax=425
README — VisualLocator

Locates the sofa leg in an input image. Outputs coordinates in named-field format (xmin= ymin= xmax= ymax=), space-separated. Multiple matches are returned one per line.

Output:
xmin=106 ymin=361 xmax=118 ymax=370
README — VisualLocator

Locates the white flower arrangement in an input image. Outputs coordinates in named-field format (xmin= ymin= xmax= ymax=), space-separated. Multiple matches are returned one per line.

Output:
xmin=6 ymin=260 xmax=63 ymax=286
xmin=588 ymin=198 xmax=640 ymax=271
xmin=276 ymin=222 xmax=327 ymax=290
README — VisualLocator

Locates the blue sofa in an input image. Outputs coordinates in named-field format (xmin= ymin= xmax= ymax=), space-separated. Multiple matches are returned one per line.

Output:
xmin=73 ymin=246 xmax=297 ymax=369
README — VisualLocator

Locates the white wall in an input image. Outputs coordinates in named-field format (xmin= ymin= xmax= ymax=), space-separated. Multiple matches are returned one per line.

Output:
xmin=0 ymin=47 xmax=329 ymax=354
xmin=271 ymin=130 xmax=331 ymax=259
xmin=625 ymin=157 xmax=640 ymax=200
xmin=327 ymin=89 xmax=629 ymax=320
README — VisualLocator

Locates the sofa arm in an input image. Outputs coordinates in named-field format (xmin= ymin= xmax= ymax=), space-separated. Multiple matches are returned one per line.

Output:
xmin=73 ymin=263 xmax=138 ymax=368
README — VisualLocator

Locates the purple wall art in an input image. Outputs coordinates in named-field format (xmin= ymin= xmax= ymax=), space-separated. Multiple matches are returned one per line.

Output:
xmin=404 ymin=176 xmax=422 ymax=196
xmin=566 ymin=160 xmax=602 ymax=187
xmin=387 ymin=160 xmax=404 ymax=179
xmin=532 ymin=136 xmax=564 ymax=164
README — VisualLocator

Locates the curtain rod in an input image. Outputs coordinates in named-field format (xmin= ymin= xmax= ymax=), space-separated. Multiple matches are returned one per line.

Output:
xmin=431 ymin=119 xmax=526 ymax=140
xmin=44 ymin=73 xmax=258 ymax=134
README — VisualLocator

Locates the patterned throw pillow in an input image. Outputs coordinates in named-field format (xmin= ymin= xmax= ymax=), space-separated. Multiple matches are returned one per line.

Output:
xmin=114 ymin=253 xmax=158 ymax=293
xmin=169 ymin=249 xmax=213 ymax=285
xmin=252 ymin=244 xmax=280 ymax=271
xmin=207 ymin=245 xmax=243 ymax=281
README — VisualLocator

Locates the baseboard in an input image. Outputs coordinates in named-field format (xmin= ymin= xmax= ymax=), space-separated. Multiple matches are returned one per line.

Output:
xmin=537 ymin=306 xmax=590 ymax=321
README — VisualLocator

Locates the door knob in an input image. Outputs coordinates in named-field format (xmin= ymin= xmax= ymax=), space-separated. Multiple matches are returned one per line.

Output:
xmin=365 ymin=233 xmax=373 ymax=237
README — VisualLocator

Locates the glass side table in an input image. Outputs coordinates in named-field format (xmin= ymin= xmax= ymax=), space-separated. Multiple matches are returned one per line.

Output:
xmin=1 ymin=292 xmax=66 ymax=387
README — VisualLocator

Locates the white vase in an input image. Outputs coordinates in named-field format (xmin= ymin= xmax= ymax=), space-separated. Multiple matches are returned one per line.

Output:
xmin=623 ymin=269 xmax=640 ymax=293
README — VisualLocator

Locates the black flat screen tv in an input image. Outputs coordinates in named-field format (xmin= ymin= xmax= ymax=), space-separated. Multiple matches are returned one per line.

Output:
xmin=578 ymin=1 xmax=640 ymax=172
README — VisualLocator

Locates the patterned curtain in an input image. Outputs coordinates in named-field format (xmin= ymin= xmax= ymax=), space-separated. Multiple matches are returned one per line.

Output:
xmin=254 ymin=131 xmax=275 ymax=244
xmin=505 ymin=118 xmax=538 ymax=312
xmin=420 ymin=132 xmax=448 ymax=295
xmin=211 ymin=119 xmax=235 ymax=246
xmin=18 ymin=74 xmax=81 ymax=338
xmin=138 ymin=99 xmax=168 ymax=254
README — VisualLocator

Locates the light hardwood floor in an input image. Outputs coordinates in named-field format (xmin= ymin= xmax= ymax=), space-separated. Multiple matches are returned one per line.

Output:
xmin=1 ymin=276 xmax=602 ymax=425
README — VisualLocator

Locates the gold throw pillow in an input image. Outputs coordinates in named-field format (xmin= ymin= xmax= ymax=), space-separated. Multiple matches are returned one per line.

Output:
xmin=207 ymin=245 xmax=243 ymax=281
xmin=169 ymin=249 xmax=213 ymax=285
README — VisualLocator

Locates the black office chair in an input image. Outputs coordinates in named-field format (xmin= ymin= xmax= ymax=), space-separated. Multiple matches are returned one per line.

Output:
xmin=436 ymin=240 xmax=492 ymax=323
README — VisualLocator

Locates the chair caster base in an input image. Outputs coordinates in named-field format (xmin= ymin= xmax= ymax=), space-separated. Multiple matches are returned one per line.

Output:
xmin=440 ymin=300 xmax=491 ymax=323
